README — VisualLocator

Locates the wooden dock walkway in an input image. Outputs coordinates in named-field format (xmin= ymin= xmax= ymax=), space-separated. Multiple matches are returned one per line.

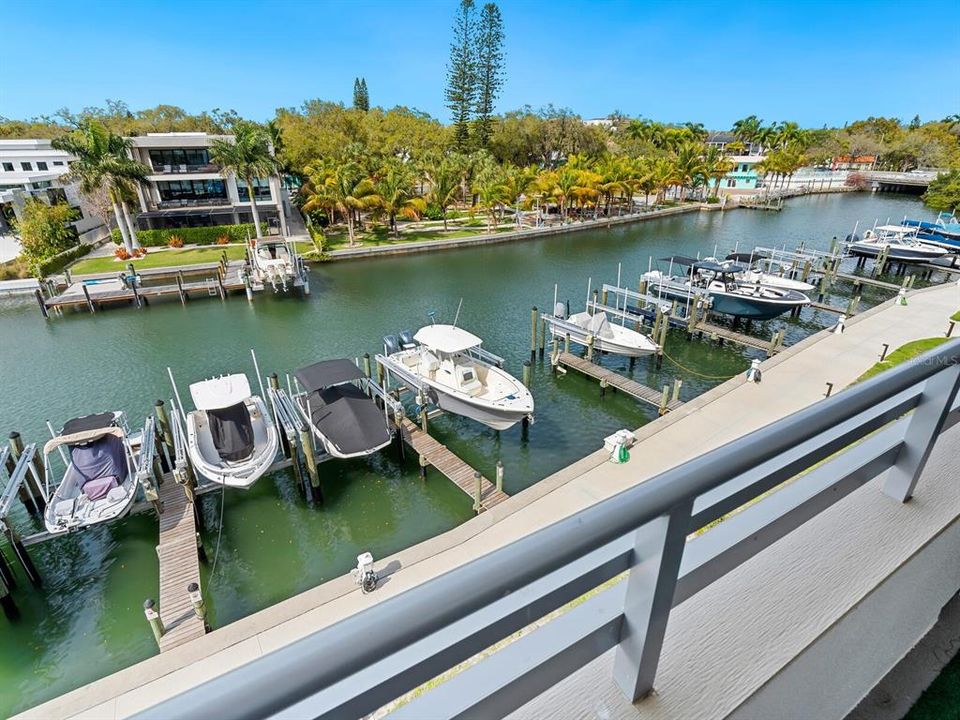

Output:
xmin=399 ymin=418 xmax=508 ymax=511
xmin=43 ymin=261 xmax=248 ymax=314
xmin=557 ymin=352 xmax=684 ymax=411
xmin=831 ymin=272 xmax=901 ymax=290
xmin=156 ymin=476 xmax=206 ymax=652
xmin=808 ymin=301 xmax=850 ymax=315
xmin=696 ymin=322 xmax=780 ymax=353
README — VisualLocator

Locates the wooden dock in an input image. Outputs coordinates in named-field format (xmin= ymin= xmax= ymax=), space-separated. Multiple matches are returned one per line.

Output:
xmin=831 ymin=272 xmax=901 ymax=291
xmin=156 ymin=475 xmax=206 ymax=652
xmin=808 ymin=301 xmax=850 ymax=315
xmin=696 ymin=322 xmax=781 ymax=354
xmin=399 ymin=418 xmax=508 ymax=511
xmin=556 ymin=352 xmax=684 ymax=412
xmin=42 ymin=261 xmax=249 ymax=315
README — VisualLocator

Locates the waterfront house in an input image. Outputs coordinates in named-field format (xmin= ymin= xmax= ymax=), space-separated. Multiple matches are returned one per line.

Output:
xmin=126 ymin=132 xmax=288 ymax=233
xmin=831 ymin=154 xmax=877 ymax=171
xmin=0 ymin=139 xmax=109 ymax=251
xmin=705 ymin=130 xmax=762 ymax=157
xmin=721 ymin=154 xmax=766 ymax=193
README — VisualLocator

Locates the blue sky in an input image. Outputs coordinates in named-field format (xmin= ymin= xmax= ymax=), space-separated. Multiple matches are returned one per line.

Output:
xmin=2 ymin=0 xmax=958 ymax=129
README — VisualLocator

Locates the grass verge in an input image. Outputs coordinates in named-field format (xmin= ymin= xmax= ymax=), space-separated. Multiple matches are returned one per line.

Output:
xmin=856 ymin=337 xmax=950 ymax=383
xmin=69 ymin=246 xmax=247 ymax=275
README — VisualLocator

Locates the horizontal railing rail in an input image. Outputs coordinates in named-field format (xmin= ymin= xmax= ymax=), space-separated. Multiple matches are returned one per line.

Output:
xmin=136 ymin=340 xmax=960 ymax=720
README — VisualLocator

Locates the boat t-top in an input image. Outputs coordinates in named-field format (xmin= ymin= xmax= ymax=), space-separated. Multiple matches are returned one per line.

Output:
xmin=549 ymin=303 xmax=658 ymax=357
xmin=182 ymin=372 xmax=279 ymax=488
xmin=846 ymin=225 xmax=947 ymax=262
xmin=723 ymin=252 xmax=816 ymax=292
xmin=382 ymin=324 xmax=534 ymax=431
xmin=642 ymin=255 xmax=810 ymax=321
xmin=293 ymin=359 xmax=393 ymax=459
xmin=43 ymin=411 xmax=142 ymax=534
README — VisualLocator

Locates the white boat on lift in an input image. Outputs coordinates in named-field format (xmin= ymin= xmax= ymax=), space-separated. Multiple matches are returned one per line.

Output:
xmin=249 ymin=237 xmax=299 ymax=292
xmin=383 ymin=324 xmax=534 ymax=431
xmin=181 ymin=372 xmax=279 ymax=488
xmin=847 ymin=225 xmax=948 ymax=263
xmin=722 ymin=253 xmax=816 ymax=292
xmin=42 ymin=411 xmax=142 ymax=534
xmin=549 ymin=303 xmax=658 ymax=358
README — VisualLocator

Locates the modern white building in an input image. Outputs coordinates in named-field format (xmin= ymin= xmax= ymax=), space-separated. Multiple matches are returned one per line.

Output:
xmin=126 ymin=133 xmax=287 ymax=233
xmin=0 ymin=139 xmax=109 ymax=260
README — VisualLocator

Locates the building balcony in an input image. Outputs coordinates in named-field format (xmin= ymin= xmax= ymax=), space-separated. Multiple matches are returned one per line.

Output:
xmin=150 ymin=163 xmax=221 ymax=174
xmin=156 ymin=198 xmax=231 ymax=209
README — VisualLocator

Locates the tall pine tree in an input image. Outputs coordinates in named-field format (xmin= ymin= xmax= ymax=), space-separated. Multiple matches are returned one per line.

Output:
xmin=445 ymin=0 xmax=477 ymax=150
xmin=474 ymin=3 xmax=504 ymax=148
xmin=353 ymin=77 xmax=370 ymax=111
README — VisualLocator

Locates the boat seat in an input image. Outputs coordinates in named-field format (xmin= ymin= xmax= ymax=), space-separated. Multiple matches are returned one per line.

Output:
xmin=419 ymin=352 xmax=440 ymax=374
xmin=54 ymin=498 xmax=77 ymax=519
xmin=83 ymin=475 xmax=119 ymax=501
xmin=401 ymin=353 xmax=420 ymax=368
xmin=105 ymin=486 xmax=127 ymax=503
xmin=456 ymin=366 xmax=483 ymax=397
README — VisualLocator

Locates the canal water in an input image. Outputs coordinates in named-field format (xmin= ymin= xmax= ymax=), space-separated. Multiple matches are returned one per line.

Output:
xmin=0 ymin=192 xmax=931 ymax=715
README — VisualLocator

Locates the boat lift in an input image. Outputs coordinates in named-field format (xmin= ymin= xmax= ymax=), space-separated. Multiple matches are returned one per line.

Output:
xmin=245 ymin=235 xmax=311 ymax=295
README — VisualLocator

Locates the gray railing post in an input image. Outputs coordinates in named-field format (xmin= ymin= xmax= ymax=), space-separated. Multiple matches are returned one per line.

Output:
xmin=883 ymin=361 xmax=960 ymax=502
xmin=612 ymin=499 xmax=693 ymax=701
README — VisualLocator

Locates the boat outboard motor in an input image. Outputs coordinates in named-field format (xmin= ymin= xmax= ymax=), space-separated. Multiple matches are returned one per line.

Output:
xmin=554 ymin=301 xmax=567 ymax=320
xmin=845 ymin=233 xmax=860 ymax=243
xmin=399 ymin=329 xmax=418 ymax=349
xmin=383 ymin=334 xmax=401 ymax=355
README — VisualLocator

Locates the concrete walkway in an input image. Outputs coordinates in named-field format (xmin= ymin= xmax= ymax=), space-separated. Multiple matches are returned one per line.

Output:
xmin=17 ymin=281 xmax=960 ymax=720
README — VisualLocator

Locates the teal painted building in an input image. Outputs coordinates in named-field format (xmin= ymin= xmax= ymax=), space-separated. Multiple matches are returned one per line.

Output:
xmin=722 ymin=155 xmax=764 ymax=191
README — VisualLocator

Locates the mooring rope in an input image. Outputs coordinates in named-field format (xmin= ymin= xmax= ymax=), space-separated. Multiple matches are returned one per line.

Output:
xmin=208 ymin=480 xmax=227 ymax=579
xmin=660 ymin=349 xmax=742 ymax=380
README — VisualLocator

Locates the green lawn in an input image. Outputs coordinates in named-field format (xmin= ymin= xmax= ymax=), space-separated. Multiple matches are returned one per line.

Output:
xmin=856 ymin=337 xmax=950 ymax=382
xmin=952 ymin=309 xmax=960 ymax=321
xmin=324 ymin=224 xmax=515 ymax=249
xmin=69 ymin=246 xmax=247 ymax=275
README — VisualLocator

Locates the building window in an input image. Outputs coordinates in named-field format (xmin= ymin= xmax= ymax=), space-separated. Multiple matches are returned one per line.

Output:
xmin=1 ymin=163 xmax=12 ymax=172
xmin=53 ymin=160 xmax=64 ymax=166
xmin=149 ymin=148 xmax=212 ymax=171
xmin=236 ymin=177 xmax=272 ymax=201
xmin=727 ymin=179 xmax=736 ymax=187
xmin=21 ymin=162 xmax=32 ymax=171
xmin=157 ymin=179 xmax=228 ymax=203
xmin=37 ymin=161 xmax=48 ymax=171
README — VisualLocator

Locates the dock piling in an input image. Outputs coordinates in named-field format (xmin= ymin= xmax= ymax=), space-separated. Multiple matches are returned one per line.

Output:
xmin=529 ymin=307 xmax=538 ymax=362
xmin=658 ymin=385 xmax=670 ymax=416
xmin=144 ymin=599 xmax=165 ymax=646
xmin=154 ymin=400 xmax=175 ymax=463
xmin=473 ymin=471 xmax=482 ymax=513
xmin=418 ymin=453 xmax=428 ymax=480
xmin=362 ymin=353 xmax=372 ymax=382
xmin=298 ymin=428 xmax=322 ymax=503
xmin=5 ymin=526 xmax=41 ymax=587
xmin=187 ymin=582 xmax=207 ymax=622
xmin=586 ymin=335 xmax=595 ymax=363
xmin=522 ymin=360 xmax=532 ymax=387
xmin=672 ymin=378 xmax=683 ymax=404
xmin=539 ymin=317 xmax=546 ymax=360
xmin=496 ymin=461 xmax=504 ymax=493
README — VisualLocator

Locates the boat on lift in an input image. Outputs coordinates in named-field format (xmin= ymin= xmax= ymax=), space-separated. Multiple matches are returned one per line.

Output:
xmin=846 ymin=225 xmax=948 ymax=262
xmin=42 ymin=411 xmax=142 ymax=534
xmin=249 ymin=237 xmax=301 ymax=292
xmin=642 ymin=255 xmax=810 ymax=321
xmin=180 ymin=372 xmax=279 ymax=488
xmin=549 ymin=303 xmax=658 ymax=357
xmin=292 ymin=359 xmax=393 ymax=459
xmin=723 ymin=252 xmax=817 ymax=292
xmin=900 ymin=212 xmax=960 ymax=251
xmin=382 ymin=324 xmax=534 ymax=431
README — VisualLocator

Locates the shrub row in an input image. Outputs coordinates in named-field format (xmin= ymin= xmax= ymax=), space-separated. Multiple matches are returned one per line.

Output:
xmin=110 ymin=223 xmax=264 ymax=247
xmin=36 ymin=243 xmax=92 ymax=278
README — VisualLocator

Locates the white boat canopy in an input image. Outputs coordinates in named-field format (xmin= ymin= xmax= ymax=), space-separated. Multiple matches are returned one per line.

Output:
xmin=875 ymin=225 xmax=917 ymax=234
xmin=190 ymin=373 xmax=253 ymax=411
xmin=44 ymin=426 xmax=125 ymax=456
xmin=414 ymin=324 xmax=482 ymax=354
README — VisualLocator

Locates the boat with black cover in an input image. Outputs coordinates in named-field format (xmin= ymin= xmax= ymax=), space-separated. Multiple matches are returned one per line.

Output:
xmin=292 ymin=359 xmax=393 ymax=459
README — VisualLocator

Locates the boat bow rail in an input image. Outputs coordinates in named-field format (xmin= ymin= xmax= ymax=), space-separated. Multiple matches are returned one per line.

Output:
xmin=134 ymin=341 xmax=960 ymax=720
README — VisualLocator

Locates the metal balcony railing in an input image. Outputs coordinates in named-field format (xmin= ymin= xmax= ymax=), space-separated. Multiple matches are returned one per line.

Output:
xmin=135 ymin=340 xmax=960 ymax=720
xmin=151 ymin=163 xmax=221 ymax=174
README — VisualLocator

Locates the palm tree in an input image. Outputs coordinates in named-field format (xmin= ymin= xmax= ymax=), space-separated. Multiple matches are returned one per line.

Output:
xmin=372 ymin=161 xmax=425 ymax=237
xmin=732 ymin=115 xmax=763 ymax=150
xmin=473 ymin=167 xmax=507 ymax=232
xmin=673 ymin=142 xmax=707 ymax=201
xmin=52 ymin=121 xmax=149 ymax=253
xmin=500 ymin=164 xmax=536 ymax=226
xmin=423 ymin=157 xmax=461 ymax=231
xmin=301 ymin=160 xmax=377 ymax=246
xmin=210 ymin=121 xmax=279 ymax=239
xmin=703 ymin=146 xmax=734 ymax=198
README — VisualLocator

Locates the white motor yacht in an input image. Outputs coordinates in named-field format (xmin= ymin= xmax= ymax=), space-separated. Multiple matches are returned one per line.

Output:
xmin=847 ymin=226 xmax=947 ymax=262
xmin=383 ymin=324 xmax=534 ymax=431
xmin=722 ymin=254 xmax=816 ymax=292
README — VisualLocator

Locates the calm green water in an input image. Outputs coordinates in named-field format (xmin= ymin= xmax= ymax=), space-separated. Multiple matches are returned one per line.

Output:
xmin=0 ymin=192 xmax=936 ymax=715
